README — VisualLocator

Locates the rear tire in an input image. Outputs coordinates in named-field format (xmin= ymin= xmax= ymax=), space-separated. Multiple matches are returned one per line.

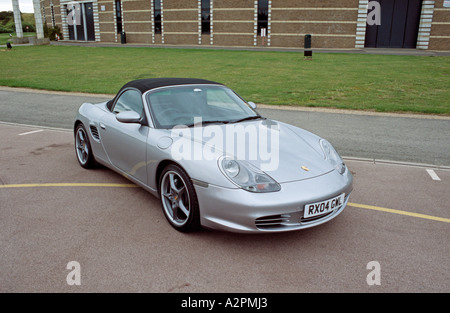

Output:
xmin=75 ymin=124 xmax=96 ymax=169
xmin=159 ymin=164 xmax=201 ymax=232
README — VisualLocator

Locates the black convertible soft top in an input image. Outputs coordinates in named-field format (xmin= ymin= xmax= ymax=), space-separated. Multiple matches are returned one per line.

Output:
xmin=106 ymin=78 xmax=222 ymax=110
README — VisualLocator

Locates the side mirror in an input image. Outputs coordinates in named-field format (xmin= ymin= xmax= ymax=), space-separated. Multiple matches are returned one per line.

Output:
xmin=248 ymin=101 xmax=257 ymax=109
xmin=116 ymin=111 xmax=142 ymax=124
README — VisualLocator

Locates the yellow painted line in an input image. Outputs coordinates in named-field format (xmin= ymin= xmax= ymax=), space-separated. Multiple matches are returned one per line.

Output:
xmin=0 ymin=183 xmax=139 ymax=188
xmin=348 ymin=202 xmax=450 ymax=224
xmin=1 ymin=183 xmax=448 ymax=224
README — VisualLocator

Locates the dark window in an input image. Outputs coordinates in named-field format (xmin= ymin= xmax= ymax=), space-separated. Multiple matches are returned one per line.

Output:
xmin=115 ymin=0 xmax=122 ymax=34
xmin=257 ymin=0 xmax=268 ymax=36
xmin=50 ymin=5 xmax=56 ymax=27
xmin=201 ymin=0 xmax=210 ymax=34
xmin=154 ymin=0 xmax=161 ymax=34
xmin=84 ymin=3 xmax=95 ymax=41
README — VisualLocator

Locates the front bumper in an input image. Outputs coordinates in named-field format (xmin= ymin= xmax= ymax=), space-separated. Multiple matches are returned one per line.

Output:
xmin=195 ymin=168 xmax=353 ymax=233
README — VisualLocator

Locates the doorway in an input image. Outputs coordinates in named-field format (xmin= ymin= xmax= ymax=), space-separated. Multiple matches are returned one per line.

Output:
xmin=365 ymin=0 xmax=423 ymax=48
xmin=67 ymin=2 xmax=95 ymax=41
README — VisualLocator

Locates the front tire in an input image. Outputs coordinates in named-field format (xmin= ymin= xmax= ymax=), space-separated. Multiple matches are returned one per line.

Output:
xmin=75 ymin=124 xmax=96 ymax=169
xmin=159 ymin=164 xmax=201 ymax=232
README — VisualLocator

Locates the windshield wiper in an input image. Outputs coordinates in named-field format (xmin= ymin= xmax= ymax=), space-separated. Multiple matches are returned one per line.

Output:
xmin=231 ymin=115 xmax=265 ymax=123
xmin=184 ymin=116 xmax=264 ymax=127
xmin=185 ymin=120 xmax=231 ymax=128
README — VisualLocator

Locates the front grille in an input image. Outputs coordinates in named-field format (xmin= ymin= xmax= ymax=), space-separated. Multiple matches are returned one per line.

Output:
xmin=255 ymin=214 xmax=291 ymax=230
xmin=90 ymin=125 xmax=100 ymax=141
xmin=254 ymin=194 xmax=349 ymax=230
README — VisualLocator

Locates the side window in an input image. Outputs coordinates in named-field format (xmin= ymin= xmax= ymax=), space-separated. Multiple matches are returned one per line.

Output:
xmin=113 ymin=89 xmax=143 ymax=115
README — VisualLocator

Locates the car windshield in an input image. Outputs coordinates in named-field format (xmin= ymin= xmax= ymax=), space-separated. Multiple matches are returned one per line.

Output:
xmin=146 ymin=85 xmax=261 ymax=129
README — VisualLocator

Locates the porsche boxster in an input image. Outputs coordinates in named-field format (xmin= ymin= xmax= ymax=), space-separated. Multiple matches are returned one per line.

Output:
xmin=74 ymin=78 xmax=353 ymax=233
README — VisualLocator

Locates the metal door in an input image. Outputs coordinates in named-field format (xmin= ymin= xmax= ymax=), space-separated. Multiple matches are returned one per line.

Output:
xmin=365 ymin=0 xmax=422 ymax=48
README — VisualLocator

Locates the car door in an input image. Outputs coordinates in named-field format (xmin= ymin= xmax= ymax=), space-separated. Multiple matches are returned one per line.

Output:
xmin=99 ymin=88 xmax=149 ymax=184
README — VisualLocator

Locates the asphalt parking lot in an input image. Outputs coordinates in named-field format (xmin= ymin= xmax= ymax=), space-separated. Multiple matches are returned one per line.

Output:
xmin=1 ymin=121 xmax=449 ymax=293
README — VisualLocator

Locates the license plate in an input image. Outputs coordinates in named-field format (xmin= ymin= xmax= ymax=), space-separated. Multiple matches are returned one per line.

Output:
xmin=304 ymin=193 xmax=345 ymax=219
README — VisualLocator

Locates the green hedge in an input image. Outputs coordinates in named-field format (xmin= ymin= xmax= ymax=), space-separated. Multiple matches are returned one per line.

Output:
xmin=43 ymin=24 xmax=63 ymax=40
xmin=0 ymin=24 xmax=14 ymax=33
xmin=0 ymin=21 xmax=36 ymax=33
xmin=0 ymin=11 xmax=36 ymax=33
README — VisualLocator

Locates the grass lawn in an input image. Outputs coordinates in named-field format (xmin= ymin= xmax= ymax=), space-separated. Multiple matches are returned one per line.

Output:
xmin=0 ymin=33 xmax=13 ymax=45
xmin=0 ymin=32 xmax=36 ymax=45
xmin=0 ymin=45 xmax=449 ymax=114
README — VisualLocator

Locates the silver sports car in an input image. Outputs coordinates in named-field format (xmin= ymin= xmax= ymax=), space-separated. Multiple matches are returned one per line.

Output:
xmin=74 ymin=78 xmax=353 ymax=233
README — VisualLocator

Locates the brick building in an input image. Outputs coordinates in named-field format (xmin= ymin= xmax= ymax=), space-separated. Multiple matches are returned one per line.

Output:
xmin=40 ymin=0 xmax=449 ymax=50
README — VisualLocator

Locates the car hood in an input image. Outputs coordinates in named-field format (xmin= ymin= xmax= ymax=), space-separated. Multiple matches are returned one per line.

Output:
xmin=168 ymin=119 xmax=334 ymax=183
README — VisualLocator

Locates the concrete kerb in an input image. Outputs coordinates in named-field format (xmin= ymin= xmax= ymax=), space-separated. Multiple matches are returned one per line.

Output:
xmin=47 ymin=41 xmax=450 ymax=56
xmin=6 ymin=39 xmax=450 ymax=56
xmin=11 ymin=37 xmax=50 ymax=45
xmin=0 ymin=86 xmax=449 ymax=121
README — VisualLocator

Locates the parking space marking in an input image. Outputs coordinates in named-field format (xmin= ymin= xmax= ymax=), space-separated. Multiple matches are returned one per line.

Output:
xmin=0 ymin=121 xmax=71 ymax=132
xmin=426 ymin=169 xmax=441 ymax=181
xmin=2 ymin=182 xmax=449 ymax=224
xmin=0 ymin=183 xmax=139 ymax=188
xmin=18 ymin=129 xmax=44 ymax=136
xmin=348 ymin=202 xmax=450 ymax=224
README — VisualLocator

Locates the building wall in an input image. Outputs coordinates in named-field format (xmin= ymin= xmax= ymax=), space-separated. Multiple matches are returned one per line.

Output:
xmin=97 ymin=0 xmax=116 ymax=43
xmin=213 ymin=0 xmax=255 ymax=47
xmin=42 ymin=0 xmax=450 ymax=50
xmin=162 ymin=0 xmax=196 ymax=45
xmin=429 ymin=0 xmax=450 ymax=50
xmin=270 ymin=0 xmax=359 ymax=49
xmin=40 ymin=0 xmax=63 ymax=29
xmin=121 ymin=0 xmax=152 ymax=44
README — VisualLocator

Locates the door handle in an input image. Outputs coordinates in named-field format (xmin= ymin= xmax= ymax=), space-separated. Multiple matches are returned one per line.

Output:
xmin=100 ymin=123 xmax=106 ymax=130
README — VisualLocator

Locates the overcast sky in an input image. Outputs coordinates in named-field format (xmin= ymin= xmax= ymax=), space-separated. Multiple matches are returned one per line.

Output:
xmin=0 ymin=0 xmax=34 ymax=13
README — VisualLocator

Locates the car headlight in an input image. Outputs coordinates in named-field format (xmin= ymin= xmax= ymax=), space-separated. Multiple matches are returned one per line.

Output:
xmin=219 ymin=156 xmax=281 ymax=193
xmin=320 ymin=139 xmax=346 ymax=175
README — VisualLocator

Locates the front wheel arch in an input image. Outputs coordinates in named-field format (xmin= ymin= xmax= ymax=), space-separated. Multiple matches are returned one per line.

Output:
xmin=155 ymin=160 xmax=184 ymax=192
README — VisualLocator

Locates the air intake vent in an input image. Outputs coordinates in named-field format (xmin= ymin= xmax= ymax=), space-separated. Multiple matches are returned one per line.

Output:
xmin=255 ymin=214 xmax=291 ymax=230
xmin=90 ymin=125 xmax=100 ymax=141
